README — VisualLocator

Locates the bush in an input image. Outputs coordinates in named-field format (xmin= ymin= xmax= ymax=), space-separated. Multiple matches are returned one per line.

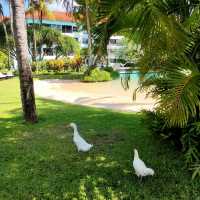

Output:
xmin=69 ymin=55 xmax=83 ymax=72
xmin=103 ymin=67 xmax=119 ymax=79
xmin=83 ymin=68 xmax=112 ymax=82
xmin=46 ymin=59 xmax=64 ymax=72
xmin=31 ymin=56 xmax=83 ymax=73
xmin=0 ymin=52 xmax=9 ymax=71
xmin=31 ymin=60 xmax=47 ymax=72
xmin=144 ymin=110 xmax=200 ymax=179
xmin=103 ymin=66 xmax=114 ymax=73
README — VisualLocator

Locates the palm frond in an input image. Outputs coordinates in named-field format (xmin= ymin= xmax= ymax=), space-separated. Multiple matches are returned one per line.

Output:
xmin=158 ymin=58 xmax=200 ymax=127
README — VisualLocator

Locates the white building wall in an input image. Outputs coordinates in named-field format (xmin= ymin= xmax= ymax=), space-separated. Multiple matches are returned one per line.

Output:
xmin=26 ymin=19 xmax=124 ymax=66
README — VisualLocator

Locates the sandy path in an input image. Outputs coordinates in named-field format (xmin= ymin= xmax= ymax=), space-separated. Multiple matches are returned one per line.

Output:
xmin=34 ymin=79 xmax=155 ymax=112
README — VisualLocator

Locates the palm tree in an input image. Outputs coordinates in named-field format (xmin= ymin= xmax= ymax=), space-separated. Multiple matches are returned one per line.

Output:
xmin=85 ymin=0 xmax=92 ymax=66
xmin=30 ymin=0 xmax=53 ymax=60
xmin=93 ymin=0 xmax=200 ymax=127
xmin=31 ymin=0 xmax=53 ymax=25
xmin=0 ymin=2 xmax=11 ymax=68
xmin=10 ymin=0 xmax=37 ymax=123
xmin=93 ymin=0 xmax=200 ymax=179
xmin=60 ymin=0 xmax=95 ymax=66
xmin=27 ymin=0 xmax=38 ymax=61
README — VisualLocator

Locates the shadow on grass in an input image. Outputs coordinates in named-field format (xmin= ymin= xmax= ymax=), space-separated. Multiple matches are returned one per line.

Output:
xmin=0 ymin=98 xmax=200 ymax=199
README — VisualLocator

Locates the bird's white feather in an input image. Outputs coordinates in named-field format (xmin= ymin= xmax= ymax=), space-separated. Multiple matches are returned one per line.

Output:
xmin=133 ymin=149 xmax=154 ymax=177
xmin=70 ymin=123 xmax=93 ymax=152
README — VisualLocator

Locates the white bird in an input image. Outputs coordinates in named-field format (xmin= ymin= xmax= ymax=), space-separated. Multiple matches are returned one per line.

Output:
xmin=68 ymin=122 xmax=93 ymax=152
xmin=133 ymin=149 xmax=154 ymax=178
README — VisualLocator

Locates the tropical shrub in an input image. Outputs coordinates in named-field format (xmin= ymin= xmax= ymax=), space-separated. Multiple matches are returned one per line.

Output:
xmin=31 ymin=56 xmax=83 ymax=73
xmin=144 ymin=110 xmax=200 ymax=179
xmin=93 ymin=0 xmax=200 ymax=178
xmin=102 ymin=66 xmax=120 ymax=79
xmin=46 ymin=59 xmax=64 ymax=72
xmin=31 ymin=60 xmax=47 ymax=72
xmin=103 ymin=66 xmax=114 ymax=73
xmin=69 ymin=55 xmax=83 ymax=72
xmin=0 ymin=51 xmax=8 ymax=71
xmin=83 ymin=68 xmax=111 ymax=82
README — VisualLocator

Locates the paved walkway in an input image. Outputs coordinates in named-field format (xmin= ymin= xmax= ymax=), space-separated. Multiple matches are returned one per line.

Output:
xmin=34 ymin=79 xmax=155 ymax=112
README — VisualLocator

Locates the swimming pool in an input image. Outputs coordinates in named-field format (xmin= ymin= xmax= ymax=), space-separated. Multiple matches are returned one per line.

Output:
xmin=119 ymin=70 xmax=155 ymax=80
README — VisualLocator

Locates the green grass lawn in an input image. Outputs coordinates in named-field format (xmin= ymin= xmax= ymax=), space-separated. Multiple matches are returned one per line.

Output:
xmin=0 ymin=78 xmax=199 ymax=200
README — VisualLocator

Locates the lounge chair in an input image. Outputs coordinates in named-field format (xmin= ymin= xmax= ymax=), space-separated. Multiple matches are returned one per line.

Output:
xmin=0 ymin=73 xmax=7 ymax=79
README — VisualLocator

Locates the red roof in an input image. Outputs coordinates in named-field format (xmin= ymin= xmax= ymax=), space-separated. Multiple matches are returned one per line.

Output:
xmin=25 ymin=11 xmax=75 ymax=22
xmin=0 ymin=16 xmax=10 ymax=23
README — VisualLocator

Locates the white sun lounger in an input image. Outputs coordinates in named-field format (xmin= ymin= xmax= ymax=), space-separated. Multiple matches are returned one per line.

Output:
xmin=0 ymin=72 xmax=14 ymax=79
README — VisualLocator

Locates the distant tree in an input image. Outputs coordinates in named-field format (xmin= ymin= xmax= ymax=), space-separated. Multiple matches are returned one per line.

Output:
xmin=26 ymin=0 xmax=53 ymax=60
xmin=118 ymin=38 xmax=142 ymax=63
xmin=0 ymin=2 xmax=11 ymax=68
xmin=55 ymin=35 xmax=80 ymax=58
xmin=60 ymin=0 xmax=97 ymax=66
xmin=27 ymin=26 xmax=80 ymax=59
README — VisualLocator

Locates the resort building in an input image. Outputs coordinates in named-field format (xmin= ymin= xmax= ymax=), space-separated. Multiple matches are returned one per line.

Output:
xmin=25 ymin=11 xmax=88 ymax=59
xmin=13 ymin=10 xmax=124 ymax=67
xmin=107 ymin=35 xmax=124 ymax=67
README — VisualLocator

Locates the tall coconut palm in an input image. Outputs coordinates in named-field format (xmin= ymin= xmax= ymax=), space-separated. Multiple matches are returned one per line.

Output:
xmin=60 ymin=0 xmax=95 ymax=66
xmin=0 ymin=2 xmax=11 ymax=68
xmin=27 ymin=0 xmax=42 ymax=61
xmin=10 ymin=0 xmax=37 ymax=123
xmin=28 ymin=0 xmax=53 ymax=59
xmin=31 ymin=0 xmax=53 ymax=25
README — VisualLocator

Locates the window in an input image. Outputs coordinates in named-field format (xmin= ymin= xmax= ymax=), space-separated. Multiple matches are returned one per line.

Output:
xmin=109 ymin=58 xmax=122 ymax=63
xmin=109 ymin=39 xmax=122 ymax=46
xmin=73 ymin=26 xmax=78 ymax=32
xmin=51 ymin=24 xmax=62 ymax=31
xmin=82 ymin=38 xmax=88 ymax=44
xmin=109 ymin=58 xmax=117 ymax=63
xmin=43 ymin=48 xmax=54 ymax=56
xmin=62 ymin=25 xmax=72 ymax=33
xmin=43 ymin=24 xmax=51 ymax=27
xmin=109 ymin=49 xmax=121 ymax=54
xmin=109 ymin=39 xmax=117 ymax=44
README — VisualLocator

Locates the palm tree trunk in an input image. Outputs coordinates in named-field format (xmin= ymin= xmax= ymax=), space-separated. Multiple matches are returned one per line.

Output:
xmin=40 ymin=10 xmax=43 ymax=25
xmin=1 ymin=19 xmax=10 ymax=68
xmin=85 ymin=0 xmax=92 ymax=67
xmin=32 ymin=13 xmax=37 ymax=61
xmin=9 ymin=0 xmax=14 ymax=35
xmin=39 ymin=10 xmax=43 ymax=60
xmin=10 ymin=0 xmax=37 ymax=123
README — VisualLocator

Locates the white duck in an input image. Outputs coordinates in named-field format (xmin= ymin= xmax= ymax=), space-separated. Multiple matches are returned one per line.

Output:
xmin=68 ymin=122 xmax=93 ymax=152
xmin=133 ymin=149 xmax=154 ymax=178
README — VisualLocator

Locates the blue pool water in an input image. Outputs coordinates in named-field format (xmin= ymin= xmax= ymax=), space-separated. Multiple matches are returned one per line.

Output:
xmin=119 ymin=71 xmax=155 ymax=80
xmin=120 ymin=71 xmax=140 ymax=80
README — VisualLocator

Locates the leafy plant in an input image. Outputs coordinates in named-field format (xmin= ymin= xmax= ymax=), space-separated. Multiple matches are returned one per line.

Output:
xmin=0 ymin=51 xmax=8 ymax=71
xmin=83 ymin=68 xmax=111 ymax=82
xmin=103 ymin=66 xmax=119 ymax=79
xmin=93 ymin=0 xmax=200 ymax=178
xmin=69 ymin=55 xmax=83 ymax=72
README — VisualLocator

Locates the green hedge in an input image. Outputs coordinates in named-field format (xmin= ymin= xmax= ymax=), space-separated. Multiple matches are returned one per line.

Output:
xmin=83 ymin=68 xmax=112 ymax=82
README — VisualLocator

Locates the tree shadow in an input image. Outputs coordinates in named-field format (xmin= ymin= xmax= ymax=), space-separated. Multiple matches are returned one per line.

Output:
xmin=0 ymin=98 xmax=199 ymax=199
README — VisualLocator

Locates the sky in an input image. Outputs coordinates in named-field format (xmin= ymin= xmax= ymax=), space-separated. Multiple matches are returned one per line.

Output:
xmin=0 ymin=0 xmax=69 ymax=16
